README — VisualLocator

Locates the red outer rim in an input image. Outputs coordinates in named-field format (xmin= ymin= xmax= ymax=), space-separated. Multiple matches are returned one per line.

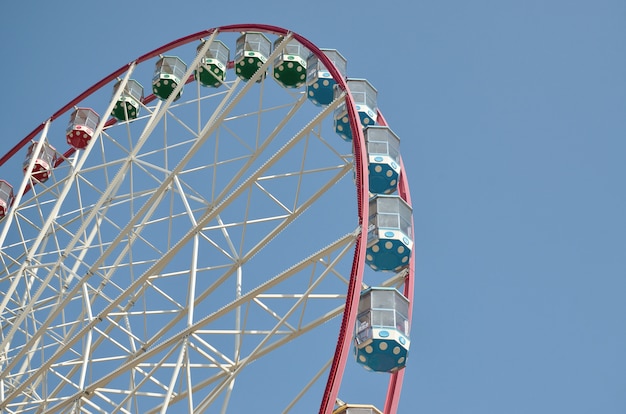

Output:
xmin=377 ymin=110 xmax=415 ymax=414
xmin=0 ymin=24 xmax=414 ymax=414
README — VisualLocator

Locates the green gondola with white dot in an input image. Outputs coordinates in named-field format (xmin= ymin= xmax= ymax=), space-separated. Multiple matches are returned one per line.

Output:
xmin=152 ymin=56 xmax=186 ymax=101
xmin=195 ymin=39 xmax=230 ymax=87
xmin=354 ymin=287 xmax=410 ymax=373
xmin=234 ymin=32 xmax=271 ymax=82
xmin=366 ymin=195 xmax=413 ymax=272
xmin=365 ymin=126 xmax=402 ymax=195
xmin=334 ymin=78 xmax=378 ymax=141
xmin=111 ymin=79 xmax=143 ymax=121
xmin=306 ymin=49 xmax=347 ymax=106
xmin=272 ymin=37 xmax=308 ymax=88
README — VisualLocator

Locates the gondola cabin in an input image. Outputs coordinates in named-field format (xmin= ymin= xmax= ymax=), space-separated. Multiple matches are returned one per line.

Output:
xmin=23 ymin=142 xmax=57 ymax=183
xmin=111 ymin=79 xmax=143 ymax=121
xmin=195 ymin=39 xmax=230 ymax=87
xmin=272 ymin=37 xmax=308 ymax=88
xmin=152 ymin=56 xmax=186 ymax=101
xmin=0 ymin=180 xmax=13 ymax=219
xmin=333 ymin=403 xmax=383 ymax=414
xmin=66 ymin=108 xmax=100 ymax=150
xmin=234 ymin=32 xmax=271 ymax=82
xmin=306 ymin=49 xmax=347 ymax=106
xmin=365 ymin=126 xmax=402 ymax=195
xmin=366 ymin=195 xmax=413 ymax=272
xmin=354 ymin=287 xmax=410 ymax=372
xmin=334 ymin=79 xmax=378 ymax=141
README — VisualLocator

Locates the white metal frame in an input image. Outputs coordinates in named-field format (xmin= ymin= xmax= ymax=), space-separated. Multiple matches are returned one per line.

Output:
xmin=0 ymin=31 xmax=369 ymax=413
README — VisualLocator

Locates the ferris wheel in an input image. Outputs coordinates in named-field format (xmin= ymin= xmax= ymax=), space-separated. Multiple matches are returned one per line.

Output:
xmin=0 ymin=24 xmax=415 ymax=413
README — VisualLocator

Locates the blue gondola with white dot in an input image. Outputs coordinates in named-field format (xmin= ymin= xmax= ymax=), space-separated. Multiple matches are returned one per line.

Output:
xmin=334 ymin=78 xmax=378 ymax=141
xmin=333 ymin=403 xmax=383 ymax=414
xmin=355 ymin=287 xmax=410 ymax=373
xmin=365 ymin=126 xmax=402 ymax=195
xmin=306 ymin=49 xmax=347 ymax=106
xmin=366 ymin=194 xmax=413 ymax=272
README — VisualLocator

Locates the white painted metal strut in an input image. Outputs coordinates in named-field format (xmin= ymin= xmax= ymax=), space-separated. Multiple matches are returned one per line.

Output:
xmin=50 ymin=230 xmax=356 ymax=414
xmin=0 ymin=121 xmax=50 ymax=250
xmin=0 ymin=63 xmax=137 ymax=354
xmin=1 ymin=31 xmax=298 ymax=410
xmin=119 ymin=95 xmax=346 ymax=374
xmin=25 ymin=70 xmax=247 ymax=411
xmin=0 ymin=34 xmax=216 ymax=402
xmin=0 ymin=27 xmax=385 ymax=414
xmin=140 ymin=233 xmax=358 ymax=414
xmin=193 ymin=239 xmax=355 ymax=411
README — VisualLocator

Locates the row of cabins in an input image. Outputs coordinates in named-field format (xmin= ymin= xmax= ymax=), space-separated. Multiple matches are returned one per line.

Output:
xmin=0 ymin=32 xmax=414 ymax=412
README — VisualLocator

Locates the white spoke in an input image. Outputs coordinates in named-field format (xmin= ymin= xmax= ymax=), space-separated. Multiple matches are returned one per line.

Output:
xmin=0 ymin=26 xmax=413 ymax=414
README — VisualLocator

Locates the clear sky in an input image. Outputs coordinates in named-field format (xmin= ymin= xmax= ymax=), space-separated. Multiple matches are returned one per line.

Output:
xmin=1 ymin=0 xmax=625 ymax=413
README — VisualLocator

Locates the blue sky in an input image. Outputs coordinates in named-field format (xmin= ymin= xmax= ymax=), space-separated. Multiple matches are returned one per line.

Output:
xmin=1 ymin=0 xmax=625 ymax=413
